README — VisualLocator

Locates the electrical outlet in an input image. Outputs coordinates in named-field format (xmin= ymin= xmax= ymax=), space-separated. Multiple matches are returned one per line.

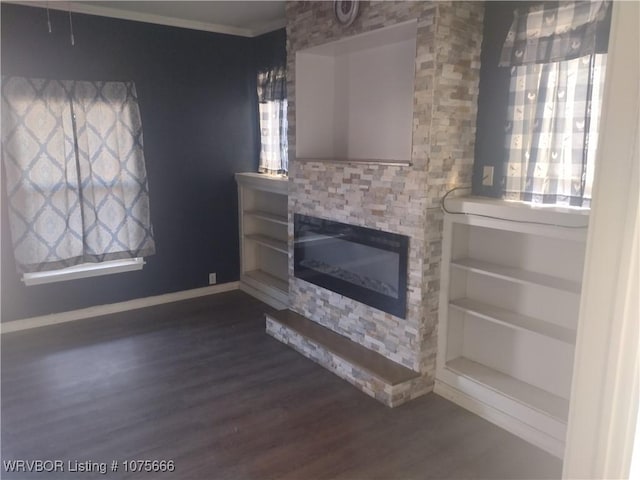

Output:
xmin=482 ymin=166 xmax=494 ymax=187
xmin=208 ymin=273 xmax=217 ymax=285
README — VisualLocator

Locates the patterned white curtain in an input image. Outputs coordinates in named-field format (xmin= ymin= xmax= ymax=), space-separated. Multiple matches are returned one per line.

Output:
xmin=1 ymin=77 xmax=155 ymax=273
xmin=499 ymin=1 xmax=610 ymax=207
xmin=499 ymin=1 xmax=610 ymax=66
xmin=503 ymin=54 xmax=607 ymax=206
xmin=258 ymin=100 xmax=288 ymax=175
xmin=257 ymin=67 xmax=287 ymax=175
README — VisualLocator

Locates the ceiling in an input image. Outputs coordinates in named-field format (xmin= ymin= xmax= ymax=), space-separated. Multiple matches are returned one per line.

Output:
xmin=8 ymin=1 xmax=287 ymax=37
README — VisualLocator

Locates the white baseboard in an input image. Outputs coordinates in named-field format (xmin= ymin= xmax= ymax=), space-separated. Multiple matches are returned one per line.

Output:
xmin=1 ymin=282 xmax=240 ymax=334
xmin=434 ymin=380 xmax=565 ymax=459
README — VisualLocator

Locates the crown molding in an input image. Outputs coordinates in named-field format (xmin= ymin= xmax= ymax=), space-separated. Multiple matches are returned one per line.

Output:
xmin=248 ymin=17 xmax=287 ymax=37
xmin=3 ymin=1 xmax=285 ymax=38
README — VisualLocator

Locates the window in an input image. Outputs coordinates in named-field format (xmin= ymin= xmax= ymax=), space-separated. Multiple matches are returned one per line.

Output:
xmin=257 ymin=66 xmax=288 ymax=175
xmin=1 ymin=77 xmax=156 ymax=278
xmin=499 ymin=1 xmax=611 ymax=207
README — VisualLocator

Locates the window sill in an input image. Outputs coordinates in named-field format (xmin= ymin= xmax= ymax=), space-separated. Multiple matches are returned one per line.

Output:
xmin=22 ymin=258 xmax=145 ymax=286
xmin=443 ymin=196 xmax=590 ymax=228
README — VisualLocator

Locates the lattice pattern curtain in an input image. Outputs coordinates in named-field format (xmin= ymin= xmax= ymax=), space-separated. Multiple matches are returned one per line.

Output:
xmin=500 ymin=1 xmax=610 ymax=207
xmin=1 ymin=77 xmax=156 ymax=273
xmin=257 ymin=66 xmax=288 ymax=175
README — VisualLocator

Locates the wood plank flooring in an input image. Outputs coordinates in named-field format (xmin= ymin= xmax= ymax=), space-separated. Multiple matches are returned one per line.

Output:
xmin=1 ymin=291 xmax=562 ymax=479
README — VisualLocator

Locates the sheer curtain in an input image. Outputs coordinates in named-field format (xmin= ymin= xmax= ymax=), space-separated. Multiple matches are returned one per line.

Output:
xmin=500 ymin=1 xmax=610 ymax=207
xmin=1 ymin=77 xmax=155 ymax=273
xmin=257 ymin=66 xmax=288 ymax=175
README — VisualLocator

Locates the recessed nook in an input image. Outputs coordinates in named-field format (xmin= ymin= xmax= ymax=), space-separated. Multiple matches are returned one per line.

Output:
xmin=295 ymin=20 xmax=417 ymax=163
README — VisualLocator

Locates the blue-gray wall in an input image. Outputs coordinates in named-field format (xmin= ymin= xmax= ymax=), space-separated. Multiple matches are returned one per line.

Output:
xmin=472 ymin=1 xmax=517 ymax=197
xmin=1 ymin=3 xmax=285 ymax=321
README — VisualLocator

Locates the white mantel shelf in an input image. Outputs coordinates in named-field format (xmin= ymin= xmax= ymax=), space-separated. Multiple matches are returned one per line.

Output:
xmin=296 ymin=158 xmax=412 ymax=167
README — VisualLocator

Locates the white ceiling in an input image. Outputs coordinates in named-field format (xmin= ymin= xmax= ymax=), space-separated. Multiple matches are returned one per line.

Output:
xmin=9 ymin=1 xmax=287 ymax=37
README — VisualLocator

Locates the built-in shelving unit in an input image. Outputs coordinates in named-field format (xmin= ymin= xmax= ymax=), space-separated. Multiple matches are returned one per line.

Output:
xmin=434 ymin=196 xmax=588 ymax=458
xmin=236 ymin=173 xmax=289 ymax=309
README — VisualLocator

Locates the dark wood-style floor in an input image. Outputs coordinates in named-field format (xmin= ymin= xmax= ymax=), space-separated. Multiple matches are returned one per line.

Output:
xmin=2 ymin=291 xmax=561 ymax=479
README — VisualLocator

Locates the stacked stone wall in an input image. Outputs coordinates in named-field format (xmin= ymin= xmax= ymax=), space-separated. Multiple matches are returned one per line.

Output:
xmin=285 ymin=1 xmax=484 ymax=400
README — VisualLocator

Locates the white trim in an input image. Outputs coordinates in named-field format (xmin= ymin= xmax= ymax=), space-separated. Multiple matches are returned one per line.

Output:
xmin=239 ymin=282 xmax=287 ymax=311
xmin=235 ymin=172 xmax=288 ymax=195
xmin=22 ymin=257 xmax=144 ymax=286
xmin=434 ymin=380 xmax=565 ymax=458
xmin=0 ymin=282 xmax=240 ymax=334
xmin=632 ymin=404 xmax=640 ymax=480
xmin=563 ymin=1 xmax=640 ymax=478
xmin=4 ymin=1 xmax=286 ymax=38
xmin=444 ymin=196 xmax=589 ymax=229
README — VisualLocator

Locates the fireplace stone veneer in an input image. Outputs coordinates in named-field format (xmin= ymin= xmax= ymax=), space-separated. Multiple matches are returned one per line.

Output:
xmin=280 ymin=1 xmax=484 ymax=406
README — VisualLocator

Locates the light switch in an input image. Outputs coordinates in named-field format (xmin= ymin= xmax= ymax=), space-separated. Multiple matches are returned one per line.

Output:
xmin=482 ymin=166 xmax=494 ymax=187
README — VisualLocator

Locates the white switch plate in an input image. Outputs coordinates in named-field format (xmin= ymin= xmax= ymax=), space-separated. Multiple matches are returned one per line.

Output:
xmin=482 ymin=166 xmax=494 ymax=187
xmin=209 ymin=273 xmax=217 ymax=285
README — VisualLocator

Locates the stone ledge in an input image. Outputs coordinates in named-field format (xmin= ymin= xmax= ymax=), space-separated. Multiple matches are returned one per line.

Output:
xmin=266 ymin=310 xmax=428 ymax=407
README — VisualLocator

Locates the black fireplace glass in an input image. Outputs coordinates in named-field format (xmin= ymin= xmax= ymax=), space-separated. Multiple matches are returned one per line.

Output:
xmin=294 ymin=214 xmax=409 ymax=318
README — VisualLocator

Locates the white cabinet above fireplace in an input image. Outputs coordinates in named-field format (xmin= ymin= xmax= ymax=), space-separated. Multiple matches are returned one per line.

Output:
xmin=295 ymin=20 xmax=417 ymax=164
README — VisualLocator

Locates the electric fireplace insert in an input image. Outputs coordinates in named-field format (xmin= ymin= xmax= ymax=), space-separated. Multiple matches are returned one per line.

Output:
xmin=294 ymin=214 xmax=409 ymax=318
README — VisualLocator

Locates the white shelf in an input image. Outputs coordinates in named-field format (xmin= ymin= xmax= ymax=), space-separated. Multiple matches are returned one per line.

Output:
xmin=446 ymin=357 xmax=569 ymax=422
xmin=450 ymin=297 xmax=576 ymax=345
xmin=451 ymin=258 xmax=581 ymax=294
xmin=235 ymin=172 xmax=288 ymax=194
xmin=443 ymin=196 xmax=589 ymax=230
xmin=244 ymin=210 xmax=288 ymax=226
xmin=244 ymin=269 xmax=288 ymax=294
xmin=245 ymin=234 xmax=288 ymax=255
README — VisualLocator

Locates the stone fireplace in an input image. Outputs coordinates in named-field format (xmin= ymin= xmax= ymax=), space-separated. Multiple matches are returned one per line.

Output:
xmin=268 ymin=1 xmax=484 ymax=406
